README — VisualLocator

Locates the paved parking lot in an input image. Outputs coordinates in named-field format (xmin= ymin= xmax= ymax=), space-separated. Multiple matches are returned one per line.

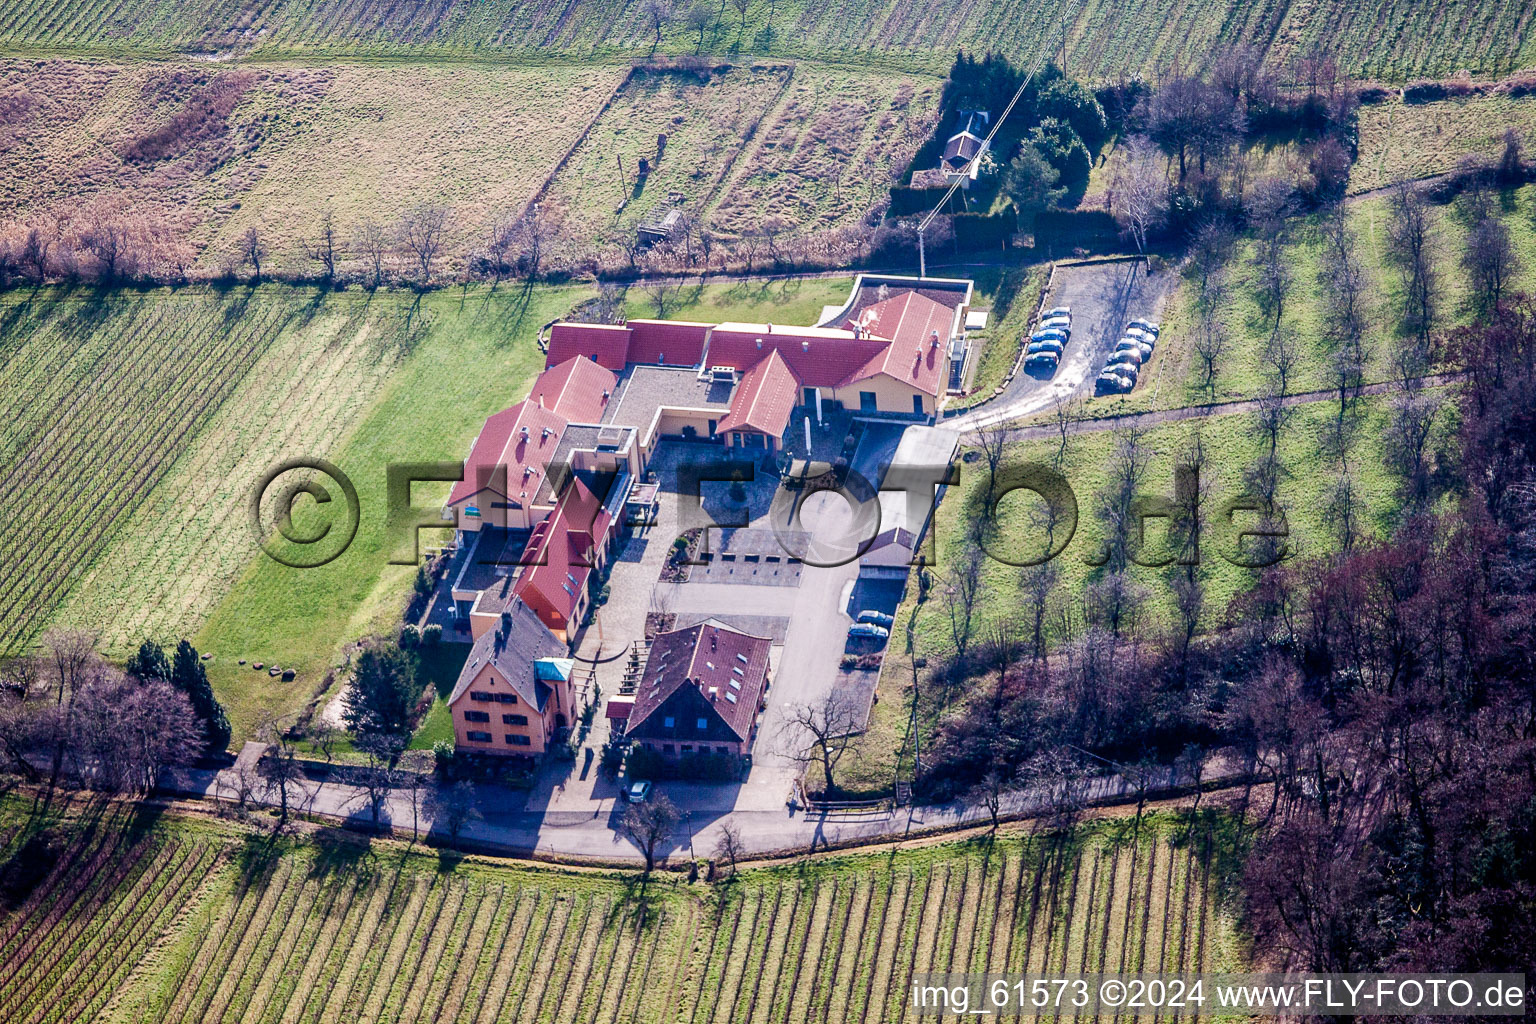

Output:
xmin=945 ymin=258 xmax=1176 ymax=432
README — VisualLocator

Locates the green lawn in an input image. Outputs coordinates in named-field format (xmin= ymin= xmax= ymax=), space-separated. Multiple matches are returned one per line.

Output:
xmin=1076 ymin=185 xmax=1536 ymax=420
xmin=407 ymin=697 xmax=455 ymax=750
xmin=621 ymin=274 xmax=854 ymax=326
xmin=840 ymin=390 xmax=1447 ymax=793
xmin=196 ymin=284 xmax=589 ymax=739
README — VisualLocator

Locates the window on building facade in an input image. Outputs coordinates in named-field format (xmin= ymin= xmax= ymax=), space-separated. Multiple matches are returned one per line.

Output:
xmin=503 ymin=713 xmax=529 ymax=726
xmin=466 ymin=730 xmax=492 ymax=742
xmin=506 ymin=734 xmax=531 ymax=746
xmin=464 ymin=710 xmax=490 ymax=723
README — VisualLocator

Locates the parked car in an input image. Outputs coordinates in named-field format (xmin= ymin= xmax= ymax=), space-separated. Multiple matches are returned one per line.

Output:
xmin=1125 ymin=326 xmax=1156 ymax=346
xmin=1096 ymin=372 xmax=1132 ymax=394
xmin=1040 ymin=315 xmax=1071 ymax=330
xmin=1043 ymin=305 xmax=1071 ymax=318
xmin=1028 ymin=339 xmax=1064 ymax=356
xmin=1032 ymin=328 xmax=1068 ymax=343
xmin=1025 ymin=352 xmax=1060 ymax=372
xmin=1114 ymin=337 xmax=1142 ymax=352
xmin=856 ymin=610 xmax=895 ymax=628
xmin=1105 ymin=362 xmax=1139 ymax=381
xmin=627 ymin=780 xmax=653 ymax=803
xmin=848 ymin=623 xmax=891 ymax=640
xmin=1129 ymin=319 xmax=1160 ymax=335
xmin=1108 ymin=348 xmax=1143 ymax=368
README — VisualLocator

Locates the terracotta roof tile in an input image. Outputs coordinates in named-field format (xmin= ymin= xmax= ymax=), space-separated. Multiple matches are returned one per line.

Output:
xmin=716 ymin=348 xmax=799 ymax=437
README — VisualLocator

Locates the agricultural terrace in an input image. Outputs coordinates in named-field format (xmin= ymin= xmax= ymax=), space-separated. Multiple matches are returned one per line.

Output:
xmin=1352 ymin=92 xmax=1536 ymax=194
xmin=703 ymin=67 xmax=939 ymax=244
xmin=0 ymin=0 xmax=1529 ymax=81
xmin=0 ymin=800 xmax=1244 ymax=1024
xmin=538 ymin=64 xmax=796 ymax=252
xmin=841 ymin=392 xmax=1438 ymax=793
xmin=1080 ymin=185 xmax=1536 ymax=416
xmin=0 ymin=59 xmax=624 ymax=275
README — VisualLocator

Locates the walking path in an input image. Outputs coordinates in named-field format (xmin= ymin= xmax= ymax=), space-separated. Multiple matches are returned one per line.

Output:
xmin=960 ymin=372 xmax=1463 ymax=443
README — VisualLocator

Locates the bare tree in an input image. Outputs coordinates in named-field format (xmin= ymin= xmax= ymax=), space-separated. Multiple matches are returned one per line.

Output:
xmin=428 ymin=779 xmax=481 ymax=846
xmin=1322 ymin=472 xmax=1362 ymax=553
xmin=1050 ymin=394 xmax=1081 ymax=467
xmin=1264 ymin=327 xmax=1300 ymax=396
xmin=399 ymin=204 xmax=449 ymax=285
xmin=21 ymin=220 xmax=54 ymax=281
xmin=41 ymin=627 xmax=97 ymax=797
xmin=1192 ymin=304 xmax=1228 ymax=399
xmin=684 ymin=2 xmax=712 ymax=50
xmin=967 ymin=768 xmax=1012 ymax=831
xmin=730 ymin=0 xmax=749 ymax=32
xmin=974 ymin=426 xmax=1010 ymax=519
xmin=241 ymin=226 xmax=265 ymax=282
xmin=621 ymin=792 xmax=681 ymax=872
xmin=1463 ymin=190 xmax=1518 ymax=311
xmin=306 ymin=210 xmax=338 ymax=281
xmin=1110 ymin=135 xmax=1169 ymax=254
xmin=1386 ymin=389 xmax=1438 ymax=507
xmin=81 ymin=218 xmax=133 ymax=282
xmin=642 ymin=275 xmax=678 ymax=318
xmin=259 ymin=741 xmax=307 ymax=826
xmin=780 ymin=693 xmax=863 ymax=798
xmin=1253 ymin=383 xmax=1292 ymax=458
xmin=354 ymin=219 xmax=389 ymax=288
xmin=941 ymin=545 xmax=985 ymax=661
xmin=642 ymin=0 xmax=674 ymax=53
xmin=1020 ymin=561 xmax=1060 ymax=660
xmin=712 ymin=821 xmax=744 ymax=876
xmin=70 ymin=670 xmax=201 ymax=794
xmin=352 ymin=732 xmax=404 ymax=830
xmin=1388 ymin=183 xmax=1437 ymax=349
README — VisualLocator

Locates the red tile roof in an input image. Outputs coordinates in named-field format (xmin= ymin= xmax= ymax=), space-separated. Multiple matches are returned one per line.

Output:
xmin=716 ymin=348 xmax=799 ymax=437
xmin=448 ymin=400 xmax=568 ymax=508
xmin=844 ymin=291 xmax=955 ymax=397
xmin=449 ymin=356 xmax=618 ymax=508
xmin=547 ymin=322 xmax=632 ymax=370
xmin=626 ymin=319 xmax=710 ymax=367
xmin=627 ymin=620 xmax=771 ymax=743
xmin=513 ymin=476 xmax=613 ymax=634
xmin=705 ymin=325 xmax=889 ymax=390
xmin=529 ymin=356 xmax=617 ymax=423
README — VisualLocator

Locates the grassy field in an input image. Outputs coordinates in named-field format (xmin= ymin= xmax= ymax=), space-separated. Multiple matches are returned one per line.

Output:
xmin=0 ymin=800 xmax=1244 ymax=1024
xmin=0 ymin=282 xmax=582 ymax=738
xmin=0 ymin=0 xmax=1529 ymax=80
xmin=840 ymin=390 xmax=1434 ymax=792
xmin=0 ymin=58 xmax=624 ymax=277
xmin=540 ymin=63 xmax=794 ymax=251
xmin=620 ymin=273 xmax=856 ymax=324
xmin=1084 ymin=185 xmax=1536 ymax=418
xmin=1353 ymin=93 xmax=1536 ymax=194
xmin=190 ymin=284 xmax=577 ymax=738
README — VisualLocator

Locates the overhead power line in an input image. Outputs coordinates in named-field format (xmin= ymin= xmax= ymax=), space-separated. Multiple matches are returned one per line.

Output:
xmin=917 ymin=19 xmax=1069 ymax=276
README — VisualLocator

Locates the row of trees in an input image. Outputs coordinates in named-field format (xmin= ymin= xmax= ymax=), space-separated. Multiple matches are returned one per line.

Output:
xmin=920 ymin=288 xmax=1536 ymax=974
xmin=0 ymin=631 xmax=227 ymax=799
xmin=0 ymin=195 xmax=913 ymax=291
